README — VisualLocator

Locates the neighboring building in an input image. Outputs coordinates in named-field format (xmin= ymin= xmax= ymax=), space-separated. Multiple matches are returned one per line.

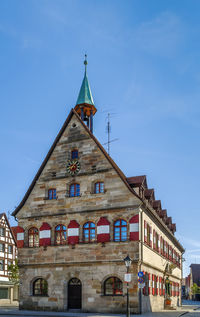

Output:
xmin=185 ymin=264 xmax=200 ymax=300
xmin=12 ymin=58 xmax=184 ymax=313
xmin=0 ymin=213 xmax=18 ymax=306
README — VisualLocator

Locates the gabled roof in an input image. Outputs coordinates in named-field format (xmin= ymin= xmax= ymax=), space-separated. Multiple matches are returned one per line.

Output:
xmin=12 ymin=109 xmax=142 ymax=217
xmin=126 ymin=175 xmax=147 ymax=188
xmin=144 ymin=188 xmax=155 ymax=200
xmin=0 ymin=213 xmax=17 ymax=245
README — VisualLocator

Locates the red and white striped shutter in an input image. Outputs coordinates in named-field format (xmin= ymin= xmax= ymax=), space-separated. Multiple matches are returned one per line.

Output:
xmin=150 ymin=226 xmax=152 ymax=247
xmin=156 ymin=276 xmax=159 ymax=295
xmin=178 ymin=283 xmax=179 ymax=296
xmin=14 ymin=226 xmax=24 ymax=248
xmin=68 ymin=220 xmax=79 ymax=245
xmin=143 ymin=272 xmax=146 ymax=295
xmin=129 ymin=214 xmax=139 ymax=241
xmin=97 ymin=217 xmax=110 ymax=242
xmin=153 ymin=230 xmax=156 ymax=250
xmin=152 ymin=274 xmax=155 ymax=295
xmin=163 ymin=279 xmax=165 ymax=296
xmin=148 ymin=273 xmax=151 ymax=295
xmin=39 ymin=222 xmax=51 ymax=246
xmin=163 ymin=240 xmax=166 ymax=257
xmin=144 ymin=220 xmax=147 ymax=243
xmin=172 ymin=282 xmax=175 ymax=296
xmin=166 ymin=242 xmax=168 ymax=258
xmin=176 ymin=283 xmax=178 ymax=296
xmin=158 ymin=234 xmax=160 ymax=253
xmin=169 ymin=246 xmax=172 ymax=261
xmin=159 ymin=277 xmax=162 ymax=296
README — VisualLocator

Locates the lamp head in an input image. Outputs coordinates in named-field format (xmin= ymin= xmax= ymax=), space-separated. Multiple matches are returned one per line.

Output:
xmin=124 ymin=255 xmax=132 ymax=268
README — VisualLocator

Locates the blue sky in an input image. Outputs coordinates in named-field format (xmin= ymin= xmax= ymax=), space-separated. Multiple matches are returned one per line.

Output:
xmin=1 ymin=0 xmax=200 ymax=276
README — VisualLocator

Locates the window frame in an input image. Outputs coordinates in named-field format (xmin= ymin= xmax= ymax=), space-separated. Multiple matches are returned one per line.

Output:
xmin=114 ymin=219 xmax=127 ymax=242
xmin=104 ymin=277 xmax=123 ymax=296
xmin=0 ymin=228 xmax=5 ymax=237
xmin=69 ymin=183 xmax=80 ymax=197
xmin=83 ymin=221 xmax=96 ymax=243
xmin=0 ymin=259 xmax=4 ymax=271
xmin=55 ymin=224 xmax=67 ymax=245
xmin=0 ymin=243 xmax=5 ymax=252
xmin=8 ymin=245 xmax=13 ymax=254
xmin=71 ymin=149 xmax=79 ymax=159
xmin=33 ymin=278 xmax=48 ymax=296
xmin=28 ymin=227 xmax=39 ymax=248
xmin=48 ymin=188 xmax=57 ymax=200
xmin=94 ymin=182 xmax=104 ymax=194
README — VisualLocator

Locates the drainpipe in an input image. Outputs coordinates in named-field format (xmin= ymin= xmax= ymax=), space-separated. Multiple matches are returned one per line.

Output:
xmin=138 ymin=206 xmax=143 ymax=314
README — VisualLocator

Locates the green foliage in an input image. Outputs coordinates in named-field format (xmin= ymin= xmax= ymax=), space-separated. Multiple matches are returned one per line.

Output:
xmin=191 ymin=283 xmax=200 ymax=295
xmin=7 ymin=259 xmax=19 ymax=284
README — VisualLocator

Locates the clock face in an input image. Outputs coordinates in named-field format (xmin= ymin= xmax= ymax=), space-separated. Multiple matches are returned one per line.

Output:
xmin=66 ymin=160 xmax=81 ymax=175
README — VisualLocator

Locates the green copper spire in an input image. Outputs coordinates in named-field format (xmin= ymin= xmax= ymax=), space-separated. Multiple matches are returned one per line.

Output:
xmin=76 ymin=55 xmax=94 ymax=107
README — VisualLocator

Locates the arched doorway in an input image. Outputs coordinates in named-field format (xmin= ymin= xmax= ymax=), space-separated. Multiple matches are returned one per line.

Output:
xmin=68 ymin=278 xmax=82 ymax=309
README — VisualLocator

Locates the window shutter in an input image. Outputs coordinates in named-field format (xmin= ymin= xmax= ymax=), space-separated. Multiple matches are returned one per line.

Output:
xmin=148 ymin=273 xmax=151 ymax=295
xmin=129 ymin=214 xmax=139 ymax=241
xmin=97 ymin=217 xmax=110 ymax=243
xmin=160 ymin=237 xmax=163 ymax=255
xmin=163 ymin=279 xmax=165 ymax=296
xmin=163 ymin=240 xmax=166 ymax=257
xmin=14 ymin=226 xmax=24 ymax=248
xmin=178 ymin=283 xmax=179 ymax=296
xmin=39 ymin=222 xmax=51 ymax=246
xmin=144 ymin=220 xmax=147 ymax=243
xmin=166 ymin=242 xmax=168 ymax=258
xmin=143 ymin=272 xmax=146 ymax=295
xmin=152 ymin=274 xmax=155 ymax=295
xmin=68 ymin=220 xmax=79 ymax=245
xmin=156 ymin=276 xmax=159 ymax=295
xmin=153 ymin=230 xmax=156 ymax=250
xmin=158 ymin=234 xmax=160 ymax=253
xmin=159 ymin=277 xmax=162 ymax=296
xmin=150 ymin=226 xmax=152 ymax=247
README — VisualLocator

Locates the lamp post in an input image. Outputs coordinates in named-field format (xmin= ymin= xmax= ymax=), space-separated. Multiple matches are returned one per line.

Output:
xmin=124 ymin=255 xmax=132 ymax=317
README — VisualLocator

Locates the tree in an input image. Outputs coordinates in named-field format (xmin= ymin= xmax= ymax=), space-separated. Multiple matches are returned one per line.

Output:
xmin=191 ymin=283 xmax=200 ymax=295
xmin=7 ymin=259 xmax=19 ymax=284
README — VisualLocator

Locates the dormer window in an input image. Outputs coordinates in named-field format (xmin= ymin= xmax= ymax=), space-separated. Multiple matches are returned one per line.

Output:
xmin=71 ymin=149 xmax=78 ymax=159
xmin=94 ymin=182 xmax=104 ymax=194
xmin=48 ymin=189 xmax=57 ymax=200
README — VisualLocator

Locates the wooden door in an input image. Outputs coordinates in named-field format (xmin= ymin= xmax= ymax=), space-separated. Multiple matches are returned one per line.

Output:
xmin=68 ymin=278 xmax=82 ymax=309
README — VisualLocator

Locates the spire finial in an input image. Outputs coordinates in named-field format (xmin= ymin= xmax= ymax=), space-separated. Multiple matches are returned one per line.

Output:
xmin=84 ymin=54 xmax=87 ymax=73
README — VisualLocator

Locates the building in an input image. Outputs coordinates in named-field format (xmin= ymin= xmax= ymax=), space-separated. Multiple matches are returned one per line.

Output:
xmin=0 ymin=213 xmax=18 ymax=306
xmin=185 ymin=264 xmax=200 ymax=300
xmin=12 ymin=58 xmax=184 ymax=313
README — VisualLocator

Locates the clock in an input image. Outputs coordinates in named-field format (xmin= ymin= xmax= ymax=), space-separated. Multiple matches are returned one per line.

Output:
xmin=66 ymin=160 xmax=81 ymax=175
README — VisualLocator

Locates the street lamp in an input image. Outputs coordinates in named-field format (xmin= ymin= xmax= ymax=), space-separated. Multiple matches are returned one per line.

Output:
xmin=124 ymin=255 xmax=132 ymax=317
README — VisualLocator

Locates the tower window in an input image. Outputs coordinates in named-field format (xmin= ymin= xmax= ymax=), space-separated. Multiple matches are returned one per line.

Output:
xmin=104 ymin=277 xmax=123 ymax=296
xmin=94 ymin=182 xmax=104 ymax=194
xmin=71 ymin=150 xmax=78 ymax=159
xmin=48 ymin=188 xmax=57 ymax=200
xmin=83 ymin=222 xmax=95 ymax=242
xmin=55 ymin=225 xmax=67 ymax=245
xmin=0 ymin=259 xmax=4 ymax=271
xmin=28 ymin=227 xmax=39 ymax=248
xmin=69 ymin=184 xmax=80 ymax=197
xmin=114 ymin=219 xmax=127 ymax=242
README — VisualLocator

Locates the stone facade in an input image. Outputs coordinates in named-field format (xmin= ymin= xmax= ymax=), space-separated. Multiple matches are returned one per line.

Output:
xmin=13 ymin=107 xmax=184 ymax=313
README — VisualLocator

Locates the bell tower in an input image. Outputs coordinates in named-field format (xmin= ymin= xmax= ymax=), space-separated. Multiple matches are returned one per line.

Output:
xmin=74 ymin=55 xmax=97 ymax=133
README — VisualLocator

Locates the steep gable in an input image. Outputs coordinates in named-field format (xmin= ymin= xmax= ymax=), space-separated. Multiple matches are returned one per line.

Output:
xmin=13 ymin=109 xmax=141 ymax=219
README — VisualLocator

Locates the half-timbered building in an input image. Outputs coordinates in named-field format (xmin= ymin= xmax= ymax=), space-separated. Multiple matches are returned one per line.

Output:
xmin=12 ymin=58 xmax=184 ymax=313
xmin=0 ymin=213 xmax=18 ymax=306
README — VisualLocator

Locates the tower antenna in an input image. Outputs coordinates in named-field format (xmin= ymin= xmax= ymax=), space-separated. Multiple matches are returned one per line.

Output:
xmin=103 ymin=113 xmax=119 ymax=155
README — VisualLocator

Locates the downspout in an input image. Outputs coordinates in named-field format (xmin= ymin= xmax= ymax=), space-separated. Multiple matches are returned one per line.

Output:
xmin=138 ymin=206 xmax=143 ymax=314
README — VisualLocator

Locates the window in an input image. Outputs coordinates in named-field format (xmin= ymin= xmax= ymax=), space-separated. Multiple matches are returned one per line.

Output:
xmin=0 ymin=243 xmax=5 ymax=252
xmin=147 ymin=224 xmax=151 ymax=245
xmin=69 ymin=184 xmax=80 ymax=197
xmin=104 ymin=277 xmax=123 ymax=295
xmin=83 ymin=222 xmax=95 ymax=242
xmin=71 ymin=149 xmax=78 ymax=159
xmin=8 ymin=245 xmax=13 ymax=254
xmin=28 ymin=227 xmax=39 ymax=247
xmin=7 ymin=261 xmax=12 ymax=267
xmin=33 ymin=278 xmax=48 ymax=296
xmin=94 ymin=182 xmax=104 ymax=194
xmin=155 ymin=233 xmax=159 ymax=251
xmin=0 ymin=259 xmax=4 ymax=271
xmin=114 ymin=219 xmax=127 ymax=242
xmin=0 ymin=288 xmax=9 ymax=299
xmin=0 ymin=228 xmax=5 ymax=237
xmin=55 ymin=225 xmax=67 ymax=245
xmin=48 ymin=188 xmax=56 ymax=200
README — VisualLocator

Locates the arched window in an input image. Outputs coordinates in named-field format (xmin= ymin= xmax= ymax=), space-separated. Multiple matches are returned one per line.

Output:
xmin=94 ymin=182 xmax=104 ymax=194
xmin=104 ymin=277 xmax=123 ymax=295
xmin=55 ymin=225 xmax=67 ymax=245
xmin=33 ymin=278 xmax=48 ymax=296
xmin=69 ymin=184 xmax=80 ymax=197
xmin=71 ymin=149 xmax=78 ymax=159
xmin=83 ymin=222 xmax=95 ymax=242
xmin=48 ymin=188 xmax=56 ymax=200
xmin=114 ymin=219 xmax=127 ymax=242
xmin=28 ymin=227 xmax=39 ymax=247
